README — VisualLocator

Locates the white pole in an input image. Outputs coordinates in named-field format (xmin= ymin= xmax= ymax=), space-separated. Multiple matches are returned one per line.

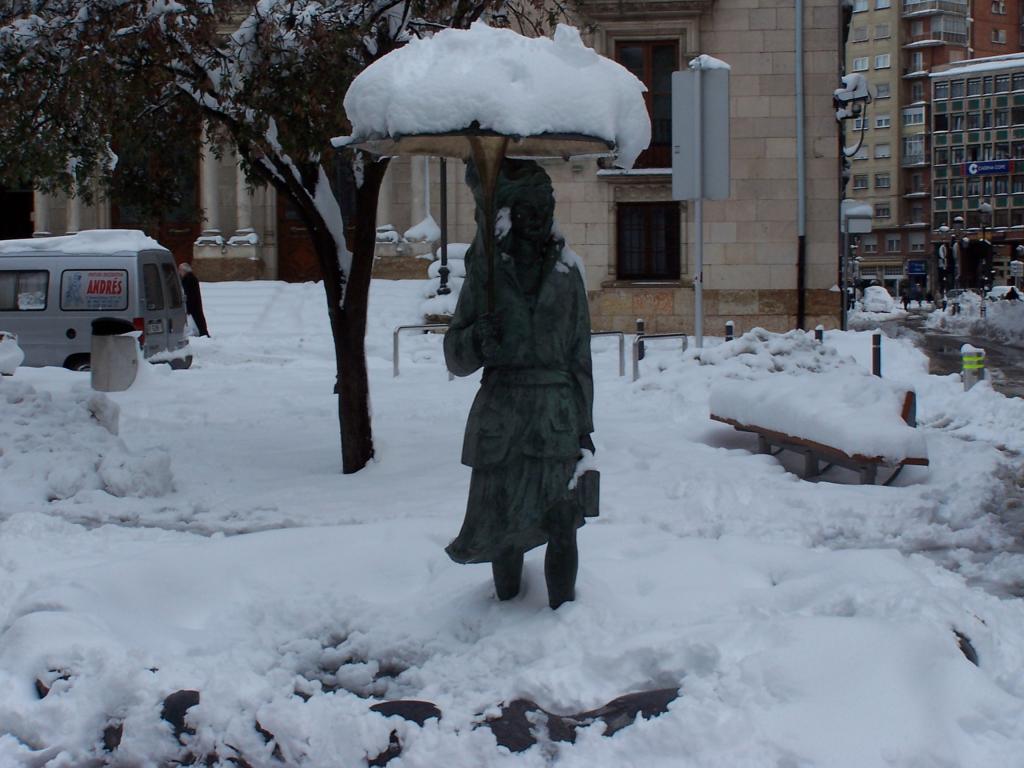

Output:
xmin=693 ymin=62 xmax=704 ymax=349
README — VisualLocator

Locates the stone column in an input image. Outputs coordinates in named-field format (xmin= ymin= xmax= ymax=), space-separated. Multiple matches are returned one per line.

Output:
xmin=377 ymin=163 xmax=393 ymax=229
xmin=198 ymin=124 xmax=221 ymax=239
xmin=32 ymin=190 xmax=51 ymax=236
xmin=66 ymin=192 xmax=82 ymax=234
xmin=231 ymin=155 xmax=258 ymax=243
xmin=410 ymin=155 xmax=426 ymax=231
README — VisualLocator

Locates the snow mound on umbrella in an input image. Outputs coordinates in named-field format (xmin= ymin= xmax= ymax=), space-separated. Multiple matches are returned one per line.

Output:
xmin=343 ymin=23 xmax=651 ymax=169
xmin=0 ymin=381 xmax=173 ymax=504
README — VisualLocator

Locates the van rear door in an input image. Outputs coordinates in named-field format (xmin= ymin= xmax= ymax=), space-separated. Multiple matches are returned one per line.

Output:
xmin=140 ymin=260 xmax=170 ymax=357
xmin=159 ymin=259 xmax=188 ymax=351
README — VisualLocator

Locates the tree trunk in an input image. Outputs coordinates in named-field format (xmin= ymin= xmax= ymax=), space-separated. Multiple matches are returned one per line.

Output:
xmin=323 ymin=157 xmax=389 ymax=473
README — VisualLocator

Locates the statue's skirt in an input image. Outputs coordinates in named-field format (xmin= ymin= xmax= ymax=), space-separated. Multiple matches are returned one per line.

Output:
xmin=445 ymin=455 xmax=582 ymax=564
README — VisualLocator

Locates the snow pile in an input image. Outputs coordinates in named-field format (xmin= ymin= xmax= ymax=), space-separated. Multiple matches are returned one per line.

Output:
xmin=697 ymin=328 xmax=854 ymax=376
xmin=926 ymin=292 xmax=1024 ymax=344
xmin=404 ymin=215 xmax=441 ymax=243
xmin=0 ymin=333 xmax=24 ymax=375
xmin=0 ymin=380 xmax=173 ymax=504
xmin=0 ymin=229 xmax=163 ymax=255
xmin=343 ymin=23 xmax=651 ymax=169
xmin=861 ymin=285 xmax=897 ymax=313
xmin=710 ymin=370 xmax=926 ymax=462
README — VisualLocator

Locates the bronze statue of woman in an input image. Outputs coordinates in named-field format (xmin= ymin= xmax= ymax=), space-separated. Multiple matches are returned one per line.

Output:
xmin=444 ymin=158 xmax=596 ymax=610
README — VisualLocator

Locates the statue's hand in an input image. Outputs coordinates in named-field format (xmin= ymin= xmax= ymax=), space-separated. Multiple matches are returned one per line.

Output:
xmin=473 ymin=313 xmax=503 ymax=363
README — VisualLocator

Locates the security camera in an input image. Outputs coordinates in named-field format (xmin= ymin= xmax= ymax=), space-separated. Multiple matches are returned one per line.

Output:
xmin=834 ymin=73 xmax=872 ymax=121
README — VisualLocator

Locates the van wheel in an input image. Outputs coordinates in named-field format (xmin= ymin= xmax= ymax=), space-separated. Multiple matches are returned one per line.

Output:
xmin=64 ymin=354 xmax=91 ymax=372
xmin=169 ymin=355 xmax=193 ymax=371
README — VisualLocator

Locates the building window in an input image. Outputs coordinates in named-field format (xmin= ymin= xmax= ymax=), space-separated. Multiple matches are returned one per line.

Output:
xmin=1013 ymin=175 xmax=1024 ymax=193
xmin=910 ymin=173 xmax=925 ymax=193
xmin=968 ymin=78 xmax=982 ymax=96
xmin=886 ymin=234 xmax=901 ymax=252
xmin=876 ymin=203 xmax=892 ymax=219
xmin=875 ymin=23 xmax=890 ymax=39
xmin=935 ymin=114 xmax=949 ymax=131
xmin=853 ymin=145 xmax=869 ymax=160
xmin=903 ymin=134 xmax=925 ymax=162
xmin=910 ymin=234 xmax=926 ymax=252
xmin=874 ymin=54 xmax=891 ymax=70
xmin=996 ymin=108 xmax=1010 ymax=128
xmin=909 ymin=51 xmax=924 ymax=71
xmin=874 ymin=172 xmax=891 ymax=188
xmin=935 ymin=148 xmax=949 ymax=164
xmin=934 ymin=81 xmax=949 ymax=100
xmin=993 ymin=29 xmax=1007 ymax=44
xmin=861 ymin=235 xmax=878 ymax=253
xmin=967 ymin=145 xmax=980 ymax=162
xmin=1013 ymin=73 xmax=1024 ymax=91
xmin=853 ymin=0 xmax=868 ymax=10
xmin=967 ymin=111 xmax=980 ymax=130
xmin=935 ymin=180 xmax=948 ymax=197
xmin=875 ymin=82 xmax=891 ymax=99
xmin=875 ymin=143 xmax=891 ymax=159
xmin=996 ymin=142 xmax=1011 ymax=159
xmin=616 ymin=202 xmax=680 ymax=280
xmin=951 ymin=80 xmax=965 ymax=98
xmin=911 ymin=20 xmax=924 ymax=36
xmin=984 ymin=76 xmax=994 ymax=94
xmin=996 ymin=74 xmax=1011 ymax=92
xmin=910 ymin=82 xmax=925 ymax=102
xmin=993 ymin=0 xmax=1006 ymax=13
xmin=876 ymin=0 xmax=890 ymax=7
xmin=853 ymin=116 xmax=867 ymax=131
xmin=902 ymin=106 xmax=926 ymax=127
xmin=875 ymin=114 xmax=891 ymax=128
xmin=910 ymin=204 xmax=925 ymax=223
xmin=951 ymin=113 xmax=964 ymax=131
xmin=967 ymin=178 xmax=980 ymax=196
xmin=852 ymin=57 xmax=869 ymax=72
xmin=851 ymin=25 xmax=868 ymax=42
xmin=951 ymin=146 xmax=965 ymax=164
xmin=1013 ymin=142 xmax=1024 ymax=158
xmin=615 ymin=40 xmax=677 ymax=169
xmin=950 ymin=180 xmax=964 ymax=197
xmin=853 ymin=174 xmax=869 ymax=190
xmin=995 ymin=176 xmax=1009 ymax=195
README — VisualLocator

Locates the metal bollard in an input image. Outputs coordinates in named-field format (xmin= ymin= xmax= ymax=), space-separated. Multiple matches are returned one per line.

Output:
xmin=961 ymin=345 xmax=986 ymax=391
xmin=636 ymin=318 xmax=645 ymax=361
xmin=725 ymin=320 xmax=734 ymax=342
xmin=814 ymin=325 xmax=824 ymax=343
xmin=872 ymin=332 xmax=882 ymax=377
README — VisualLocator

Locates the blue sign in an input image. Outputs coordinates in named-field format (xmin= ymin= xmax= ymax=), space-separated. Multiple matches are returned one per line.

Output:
xmin=964 ymin=160 xmax=1012 ymax=176
xmin=906 ymin=260 xmax=927 ymax=275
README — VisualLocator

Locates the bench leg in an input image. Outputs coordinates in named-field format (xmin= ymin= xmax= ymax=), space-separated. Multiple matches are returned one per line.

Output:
xmin=757 ymin=435 xmax=771 ymax=455
xmin=859 ymin=465 xmax=877 ymax=485
xmin=801 ymin=450 xmax=819 ymax=479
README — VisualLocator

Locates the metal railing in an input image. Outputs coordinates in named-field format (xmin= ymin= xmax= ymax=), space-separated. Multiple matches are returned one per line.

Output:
xmin=632 ymin=332 xmax=689 ymax=382
xmin=590 ymin=331 xmax=626 ymax=377
xmin=393 ymin=324 xmax=450 ymax=378
xmin=392 ymin=326 xmax=626 ymax=379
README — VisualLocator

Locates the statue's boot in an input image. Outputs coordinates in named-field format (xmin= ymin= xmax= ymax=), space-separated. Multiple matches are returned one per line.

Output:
xmin=492 ymin=550 xmax=524 ymax=600
xmin=545 ymin=527 xmax=578 ymax=610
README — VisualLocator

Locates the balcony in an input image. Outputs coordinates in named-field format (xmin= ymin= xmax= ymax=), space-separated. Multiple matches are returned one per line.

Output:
xmin=901 ymin=0 xmax=967 ymax=17
xmin=902 ymin=153 xmax=928 ymax=167
xmin=903 ymin=30 xmax=968 ymax=47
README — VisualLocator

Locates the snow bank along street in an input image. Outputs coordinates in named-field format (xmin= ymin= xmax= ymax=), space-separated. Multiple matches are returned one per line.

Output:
xmin=3 ymin=280 xmax=1024 ymax=766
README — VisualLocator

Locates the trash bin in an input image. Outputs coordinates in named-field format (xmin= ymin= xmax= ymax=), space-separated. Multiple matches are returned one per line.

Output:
xmin=91 ymin=317 xmax=139 ymax=392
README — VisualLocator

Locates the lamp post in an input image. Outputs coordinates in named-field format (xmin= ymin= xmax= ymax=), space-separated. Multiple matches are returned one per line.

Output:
xmin=937 ymin=223 xmax=949 ymax=296
xmin=978 ymin=200 xmax=993 ymax=291
xmin=953 ymin=215 xmax=964 ymax=289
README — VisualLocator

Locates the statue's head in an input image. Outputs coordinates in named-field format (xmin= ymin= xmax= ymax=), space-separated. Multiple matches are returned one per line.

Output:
xmin=466 ymin=158 xmax=555 ymax=246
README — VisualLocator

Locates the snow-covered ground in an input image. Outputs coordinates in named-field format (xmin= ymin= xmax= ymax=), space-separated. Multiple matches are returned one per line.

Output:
xmin=3 ymin=279 xmax=1024 ymax=767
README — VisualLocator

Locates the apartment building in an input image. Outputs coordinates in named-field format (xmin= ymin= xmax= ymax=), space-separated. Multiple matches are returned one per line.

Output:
xmin=843 ymin=0 xmax=1019 ymax=294
xmin=931 ymin=53 xmax=1024 ymax=288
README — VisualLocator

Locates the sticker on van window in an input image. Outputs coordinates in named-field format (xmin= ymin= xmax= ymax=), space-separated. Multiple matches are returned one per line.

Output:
xmin=61 ymin=270 xmax=129 ymax=311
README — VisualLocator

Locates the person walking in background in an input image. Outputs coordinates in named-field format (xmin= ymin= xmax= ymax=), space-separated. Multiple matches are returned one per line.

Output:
xmin=178 ymin=262 xmax=210 ymax=337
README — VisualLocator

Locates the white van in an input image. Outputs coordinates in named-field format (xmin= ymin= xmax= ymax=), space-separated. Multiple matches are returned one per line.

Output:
xmin=0 ymin=230 xmax=191 ymax=370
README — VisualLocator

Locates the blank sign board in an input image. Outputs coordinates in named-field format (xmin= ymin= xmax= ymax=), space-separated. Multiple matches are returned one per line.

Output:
xmin=671 ymin=68 xmax=730 ymax=201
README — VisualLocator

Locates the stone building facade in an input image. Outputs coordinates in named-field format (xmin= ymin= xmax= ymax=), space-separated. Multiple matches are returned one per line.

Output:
xmin=15 ymin=0 xmax=842 ymax=335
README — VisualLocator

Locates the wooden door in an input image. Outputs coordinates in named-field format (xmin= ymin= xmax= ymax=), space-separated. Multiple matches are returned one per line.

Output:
xmin=276 ymin=195 xmax=322 ymax=282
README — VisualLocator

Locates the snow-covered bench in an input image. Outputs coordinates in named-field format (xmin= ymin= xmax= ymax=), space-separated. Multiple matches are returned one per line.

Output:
xmin=709 ymin=371 xmax=928 ymax=485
